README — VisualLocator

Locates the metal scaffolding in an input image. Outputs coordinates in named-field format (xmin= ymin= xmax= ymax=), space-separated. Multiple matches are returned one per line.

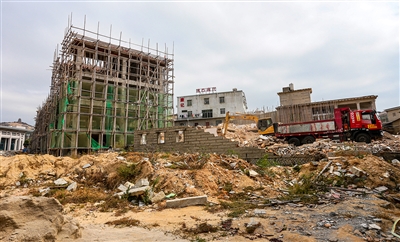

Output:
xmin=31 ymin=19 xmax=174 ymax=156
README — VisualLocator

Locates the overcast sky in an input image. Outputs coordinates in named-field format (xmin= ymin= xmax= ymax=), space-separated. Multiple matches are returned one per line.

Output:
xmin=1 ymin=1 xmax=399 ymax=126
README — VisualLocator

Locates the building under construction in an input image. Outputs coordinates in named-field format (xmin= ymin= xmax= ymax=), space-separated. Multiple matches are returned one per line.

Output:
xmin=31 ymin=21 xmax=174 ymax=156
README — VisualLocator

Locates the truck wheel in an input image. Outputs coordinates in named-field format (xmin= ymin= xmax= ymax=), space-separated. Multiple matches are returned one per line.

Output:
xmin=302 ymin=136 xmax=315 ymax=144
xmin=355 ymin=133 xmax=371 ymax=143
xmin=288 ymin=137 xmax=301 ymax=146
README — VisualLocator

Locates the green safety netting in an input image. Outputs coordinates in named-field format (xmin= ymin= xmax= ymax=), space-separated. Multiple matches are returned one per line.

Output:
xmin=67 ymin=79 xmax=77 ymax=95
xmin=90 ymin=136 xmax=101 ymax=150
xmin=67 ymin=82 xmax=72 ymax=95
xmin=86 ymin=134 xmax=106 ymax=151
xmin=57 ymin=97 xmax=69 ymax=129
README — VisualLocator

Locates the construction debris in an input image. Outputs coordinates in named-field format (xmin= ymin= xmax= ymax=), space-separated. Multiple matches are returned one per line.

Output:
xmin=1 ymin=127 xmax=400 ymax=241
xmin=222 ymin=123 xmax=400 ymax=157
xmin=166 ymin=195 xmax=208 ymax=208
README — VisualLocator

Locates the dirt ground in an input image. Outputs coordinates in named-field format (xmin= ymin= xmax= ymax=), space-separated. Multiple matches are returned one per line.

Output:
xmin=2 ymin=136 xmax=400 ymax=241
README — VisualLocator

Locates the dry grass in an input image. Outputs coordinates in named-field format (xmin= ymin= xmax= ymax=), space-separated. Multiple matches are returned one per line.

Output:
xmin=50 ymin=187 xmax=108 ymax=205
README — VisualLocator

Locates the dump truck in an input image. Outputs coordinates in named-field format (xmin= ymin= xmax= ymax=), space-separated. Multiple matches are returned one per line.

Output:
xmin=222 ymin=111 xmax=275 ymax=136
xmin=275 ymin=107 xmax=383 ymax=146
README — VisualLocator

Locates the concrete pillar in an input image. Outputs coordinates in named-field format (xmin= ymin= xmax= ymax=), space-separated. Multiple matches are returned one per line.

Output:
xmin=7 ymin=137 xmax=11 ymax=151
xmin=356 ymin=102 xmax=360 ymax=110
xmin=122 ymin=58 xmax=127 ymax=80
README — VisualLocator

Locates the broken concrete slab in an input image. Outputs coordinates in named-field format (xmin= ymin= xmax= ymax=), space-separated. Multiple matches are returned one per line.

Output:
xmin=135 ymin=178 xmax=149 ymax=187
xmin=373 ymin=186 xmax=388 ymax=193
xmin=349 ymin=166 xmax=366 ymax=177
xmin=118 ymin=184 xmax=128 ymax=192
xmin=124 ymin=181 xmax=135 ymax=189
xmin=117 ymin=156 xmax=126 ymax=161
xmin=54 ymin=178 xmax=68 ymax=186
xmin=254 ymin=209 xmax=266 ymax=215
xmin=166 ymin=195 xmax=207 ymax=208
xmin=127 ymin=185 xmax=150 ymax=196
xmin=67 ymin=182 xmax=77 ymax=191
xmin=368 ymin=223 xmax=381 ymax=230
xmin=150 ymin=191 xmax=165 ymax=203
xmin=248 ymin=169 xmax=259 ymax=177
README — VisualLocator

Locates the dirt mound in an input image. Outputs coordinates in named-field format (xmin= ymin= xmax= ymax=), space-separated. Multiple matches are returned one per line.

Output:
xmin=2 ymin=150 xmax=400 ymax=241
xmin=0 ymin=196 xmax=81 ymax=241
xmin=0 ymin=152 xmax=123 ymax=189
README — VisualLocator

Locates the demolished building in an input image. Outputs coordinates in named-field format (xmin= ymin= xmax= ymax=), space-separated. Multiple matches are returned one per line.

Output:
xmin=31 ymin=22 xmax=174 ymax=156
xmin=276 ymin=83 xmax=377 ymax=123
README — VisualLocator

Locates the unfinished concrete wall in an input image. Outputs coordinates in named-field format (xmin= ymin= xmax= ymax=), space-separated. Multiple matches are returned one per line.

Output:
xmin=133 ymin=127 xmax=267 ymax=162
xmin=278 ymin=88 xmax=312 ymax=106
xmin=276 ymin=95 xmax=378 ymax=124
xmin=385 ymin=106 xmax=400 ymax=123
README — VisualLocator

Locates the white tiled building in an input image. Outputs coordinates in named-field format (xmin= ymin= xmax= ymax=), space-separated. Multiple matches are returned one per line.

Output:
xmin=0 ymin=126 xmax=30 ymax=151
xmin=175 ymin=88 xmax=248 ymax=127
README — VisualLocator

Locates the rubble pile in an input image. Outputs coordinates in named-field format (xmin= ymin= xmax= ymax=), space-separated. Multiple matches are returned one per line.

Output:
xmin=222 ymin=123 xmax=400 ymax=156
xmin=1 ymin=129 xmax=400 ymax=241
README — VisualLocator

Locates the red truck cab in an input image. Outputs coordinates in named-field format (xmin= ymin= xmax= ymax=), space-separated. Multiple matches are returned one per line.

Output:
xmin=335 ymin=108 xmax=382 ymax=143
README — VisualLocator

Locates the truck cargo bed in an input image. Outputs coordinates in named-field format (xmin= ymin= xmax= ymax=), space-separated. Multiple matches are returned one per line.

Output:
xmin=277 ymin=120 xmax=336 ymax=134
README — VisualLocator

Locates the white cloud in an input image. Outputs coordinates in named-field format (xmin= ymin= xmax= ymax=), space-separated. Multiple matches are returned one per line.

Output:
xmin=1 ymin=1 xmax=398 ymax=125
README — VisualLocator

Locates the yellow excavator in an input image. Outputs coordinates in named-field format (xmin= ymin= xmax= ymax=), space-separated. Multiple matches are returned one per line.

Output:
xmin=221 ymin=111 xmax=275 ymax=136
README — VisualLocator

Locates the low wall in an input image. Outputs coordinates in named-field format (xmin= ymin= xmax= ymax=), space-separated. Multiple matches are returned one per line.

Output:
xmin=133 ymin=127 xmax=268 ymax=162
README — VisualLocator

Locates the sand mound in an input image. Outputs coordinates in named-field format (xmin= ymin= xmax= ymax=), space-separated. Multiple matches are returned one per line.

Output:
xmin=0 ymin=196 xmax=81 ymax=241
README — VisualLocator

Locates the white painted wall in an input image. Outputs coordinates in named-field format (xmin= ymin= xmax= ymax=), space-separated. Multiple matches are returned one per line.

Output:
xmin=175 ymin=89 xmax=248 ymax=126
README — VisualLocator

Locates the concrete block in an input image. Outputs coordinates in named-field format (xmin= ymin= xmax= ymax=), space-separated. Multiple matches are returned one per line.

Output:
xmin=254 ymin=209 xmax=266 ymax=215
xmin=249 ymin=169 xmax=259 ymax=177
xmin=54 ymin=178 xmax=68 ymax=186
xmin=135 ymin=178 xmax=149 ymax=187
xmin=118 ymin=184 xmax=128 ymax=192
xmin=350 ymin=166 xmax=366 ymax=177
xmin=124 ymin=181 xmax=135 ymax=188
xmin=127 ymin=185 xmax=150 ymax=196
xmin=392 ymin=159 xmax=400 ymax=165
xmin=166 ymin=195 xmax=207 ymax=208
xmin=151 ymin=191 xmax=166 ymax=203
xmin=67 ymin=182 xmax=78 ymax=191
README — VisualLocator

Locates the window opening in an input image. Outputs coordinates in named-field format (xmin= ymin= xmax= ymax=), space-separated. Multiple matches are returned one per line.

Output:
xmin=202 ymin=109 xmax=213 ymax=118
xmin=158 ymin=132 xmax=165 ymax=144
xmin=140 ymin=134 xmax=147 ymax=145
xmin=176 ymin=131 xmax=184 ymax=142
